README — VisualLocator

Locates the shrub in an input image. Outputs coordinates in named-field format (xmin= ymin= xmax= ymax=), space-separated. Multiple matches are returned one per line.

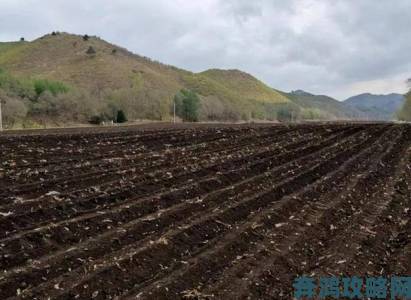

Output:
xmin=89 ymin=115 xmax=105 ymax=125
xmin=275 ymin=103 xmax=301 ymax=122
xmin=106 ymin=87 xmax=170 ymax=121
xmin=33 ymin=79 xmax=69 ymax=97
xmin=174 ymin=89 xmax=200 ymax=122
xmin=198 ymin=95 xmax=242 ymax=121
xmin=83 ymin=34 xmax=90 ymax=41
xmin=30 ymin=91 xmax=58 ymax=116
xmin=116 ymin=110 xmax=127 ymax=123
xmin=86 ymin=46 xmax=96 ymax=55
xmin=0 ymin=71 xmax=36 ymax=100
xmin=2 ymin=97 xmax=28 ymax=127
xmin=53 ymin=89 xmax=101 ymax=122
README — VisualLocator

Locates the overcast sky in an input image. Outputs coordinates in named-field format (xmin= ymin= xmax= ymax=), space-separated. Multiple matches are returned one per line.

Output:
xmin=0 ymin=0 xmax=410 ymax=99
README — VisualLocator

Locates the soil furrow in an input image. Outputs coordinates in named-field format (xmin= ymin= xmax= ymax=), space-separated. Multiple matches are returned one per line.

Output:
xmin=231 ymin=126 xmax=408 ymax=299
xmin=19 ymin=126 xmax=382 ymax=300
xmin=122 ymin=126 xmax=395 ymax=299
xmin=0 ymin=127 xmax=367 ymax=298
xmin=1 ymin=123 xmax=409 ymax=300
xmin=0 ymin=126 xmax=353 ymax=239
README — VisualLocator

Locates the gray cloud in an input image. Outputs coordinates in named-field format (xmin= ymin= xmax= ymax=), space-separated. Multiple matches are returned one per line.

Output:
xmin=0 ymin=0 xmax=410 ymax=99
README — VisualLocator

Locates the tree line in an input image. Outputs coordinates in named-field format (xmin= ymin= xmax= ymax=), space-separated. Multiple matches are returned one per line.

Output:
xmin=4 ymin=68 xmax=409 ymax=128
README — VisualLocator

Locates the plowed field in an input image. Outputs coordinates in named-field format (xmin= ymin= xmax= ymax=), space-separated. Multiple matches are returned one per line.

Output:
xmin=0 ymin=123 xmax=410 ymax=299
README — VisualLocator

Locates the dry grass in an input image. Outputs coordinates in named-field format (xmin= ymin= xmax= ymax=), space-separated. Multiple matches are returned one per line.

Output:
xmin=0 ymin=33 xmax=290 ymax=115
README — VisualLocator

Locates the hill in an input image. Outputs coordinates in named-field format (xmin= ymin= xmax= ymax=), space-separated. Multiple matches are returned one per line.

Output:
xmin=0 ymin=32 xmax=298 ymax=127
xmin=0 ymin=32 xmax=185 ymax=98
xmin=200 ymin=69 xmax=289 ymax=104
xmin=0 ymin=32 xmax=371 ymax=128
xmin=195 ymin=69 xmax=292 ymax=120
xmin=279 ymin=90 xmax=364 ymax=120
xmin=344 ymin=93 xmax=405 ymax=120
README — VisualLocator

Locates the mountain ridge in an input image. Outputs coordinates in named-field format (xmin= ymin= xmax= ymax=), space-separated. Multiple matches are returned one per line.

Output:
xmin=281 ymin=89 xmax=365 ymax=120
xmin=344 ymin=92 xmax=405 ymax=120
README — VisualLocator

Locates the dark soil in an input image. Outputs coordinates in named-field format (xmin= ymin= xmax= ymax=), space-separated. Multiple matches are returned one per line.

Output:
xmin=0 ymin=123 xmax=409 ymax=299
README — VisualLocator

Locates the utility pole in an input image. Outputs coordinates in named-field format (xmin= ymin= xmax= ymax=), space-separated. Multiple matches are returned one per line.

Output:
xmin=173 ymin=99 xmax=176 ymax=124
xmin=0 ymin=99 xmax=3 ymax=132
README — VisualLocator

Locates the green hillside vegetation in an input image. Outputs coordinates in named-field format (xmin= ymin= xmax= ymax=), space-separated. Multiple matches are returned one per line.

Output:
xmin=197 ymin=69 xmax=298 ymax=120
xmin=0 ymin=41 xmax=30 ymax=67
xmin=0 ymin=68 xmax=98 ymax=127
xmin=174 ymin=89 xmax=200 ymax=122
xmin=397 ymin=91 xmax=411 ymax=121
xmin=0 ymin=32 xmax=361 ymax=128
xmin=200 ymin=69 xmax=289 ymax=104
xmin=0 ymin=41 xmax=27 ymax=56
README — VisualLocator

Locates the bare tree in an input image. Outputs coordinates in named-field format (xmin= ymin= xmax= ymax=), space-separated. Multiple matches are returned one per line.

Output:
xmin=0 ymin=91 xmax=28 ymax=129
xmin=3 ymin=98 xmax=27 ymax=128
